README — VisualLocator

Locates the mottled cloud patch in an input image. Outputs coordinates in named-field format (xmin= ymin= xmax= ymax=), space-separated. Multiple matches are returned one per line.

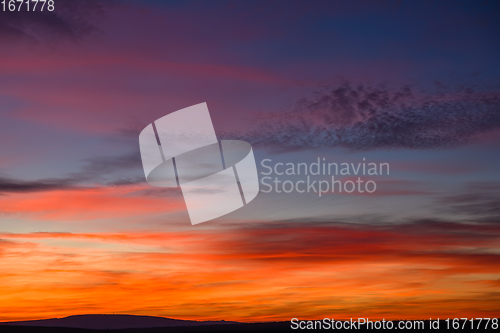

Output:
xmin=224 ymin=83 xmax=500 ymax=151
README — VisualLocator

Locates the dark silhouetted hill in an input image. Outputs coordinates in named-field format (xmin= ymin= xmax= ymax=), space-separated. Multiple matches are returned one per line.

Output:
xmin=0 ymin=314 xmax=238 ymax=330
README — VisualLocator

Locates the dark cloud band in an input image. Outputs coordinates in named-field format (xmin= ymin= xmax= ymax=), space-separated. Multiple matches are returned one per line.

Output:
xmin=224 ymin=83 xmax=500 ymax=151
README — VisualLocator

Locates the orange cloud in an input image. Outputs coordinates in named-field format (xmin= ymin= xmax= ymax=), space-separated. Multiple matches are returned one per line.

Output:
xmin=0 ymin=185 xmax=184 ymax=221
xmin=0 ymin=221 xmax=499 ymax=322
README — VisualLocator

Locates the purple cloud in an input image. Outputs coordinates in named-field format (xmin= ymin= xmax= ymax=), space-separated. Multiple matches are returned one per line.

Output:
xmin=0 ymin=0 xmax=112 ymax=43
xmin=224 ymin=82 xmax=500 ymax=151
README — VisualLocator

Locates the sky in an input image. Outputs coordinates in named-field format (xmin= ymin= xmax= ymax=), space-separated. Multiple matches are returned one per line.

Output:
xmin=0 ymin=0 xmax=499 ymax=322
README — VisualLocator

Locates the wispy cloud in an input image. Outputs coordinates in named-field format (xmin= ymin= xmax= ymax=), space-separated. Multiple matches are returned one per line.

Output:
xmin=438 ymin=181 xmax=500 ymax=223
xmin=0 ymin=185 xmax=184 ymax=221
xmin=0 ymin=151 xmax=143 ymax=194
xmin=0 ymin=176 xmax=76 ymax=193
xmin=0 ymin=0 xmax=112 ymax=43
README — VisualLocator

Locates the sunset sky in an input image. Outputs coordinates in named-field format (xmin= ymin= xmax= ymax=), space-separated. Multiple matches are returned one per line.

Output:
xmin=1 ymin=0 xmax=499 ymax=322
